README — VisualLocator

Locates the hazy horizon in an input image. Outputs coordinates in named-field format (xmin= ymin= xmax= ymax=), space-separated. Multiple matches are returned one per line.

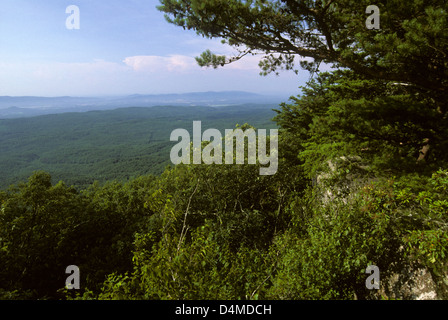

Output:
xmin=0 ymin=90 xmax=289 ymax=99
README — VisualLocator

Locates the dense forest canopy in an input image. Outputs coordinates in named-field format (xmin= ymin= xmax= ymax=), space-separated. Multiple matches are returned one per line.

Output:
xmin=158 ymin=0 xmax=447 ymax=92
xmin=159 ymin=0 xmax=448 ymax=167
xmin=0 ymin=0 xmax=447 ymax=300
xmin=0 ymin=104 xmax=277 ymax=189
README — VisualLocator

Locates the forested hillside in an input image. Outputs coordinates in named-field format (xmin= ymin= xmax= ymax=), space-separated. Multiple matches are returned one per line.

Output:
xmin=0 ymin=104 xmax=276 ymax=189
xmin=1 ymin=117 xmax=447 ymax=300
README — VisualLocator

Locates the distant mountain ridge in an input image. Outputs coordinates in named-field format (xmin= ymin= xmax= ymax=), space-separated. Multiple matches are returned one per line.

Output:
xmin=0 ymin=91 xmax=285 ymax=119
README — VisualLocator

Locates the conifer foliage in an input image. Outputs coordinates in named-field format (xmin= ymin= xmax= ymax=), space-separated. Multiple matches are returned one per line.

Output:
xmin=0 ymin=0 xmax=447 ymax=300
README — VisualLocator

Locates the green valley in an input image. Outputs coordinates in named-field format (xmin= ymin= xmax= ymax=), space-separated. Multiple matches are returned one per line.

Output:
xmin=0 ymin=104 xmax=278 ymax=189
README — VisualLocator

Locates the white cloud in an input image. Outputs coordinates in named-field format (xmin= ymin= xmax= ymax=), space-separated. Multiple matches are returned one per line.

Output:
xmin=0 ymin=54 xmax=305 ymax=97
xmin=123 ymin=55 xmax=198 ymax=73
xmin=225 ymin=54 xmax=262 ymax=71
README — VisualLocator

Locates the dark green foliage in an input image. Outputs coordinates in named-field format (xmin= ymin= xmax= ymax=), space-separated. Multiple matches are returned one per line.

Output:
xmin=158 ymin=0 xmax=448 ymax=104
xmin=1 ymin=0 xmax=448 ymax=301
xmin=0 ymin=171 xmax=156 ymax=299
xmin=1 ymin=162 xmax=447 ymax=299
xmin=274 ymin=70 xmax=448 ymax=179
xmin=1 ymin=76 xmax=447 ymax=300
xmin=0 ymin=104 xmax=277 ymax=190
xmin=1 ymin=73 xmax=447 ymax=301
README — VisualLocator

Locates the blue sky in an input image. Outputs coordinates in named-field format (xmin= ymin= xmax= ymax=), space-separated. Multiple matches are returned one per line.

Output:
xmin=0 ymin=0 xmax=309 ymax=97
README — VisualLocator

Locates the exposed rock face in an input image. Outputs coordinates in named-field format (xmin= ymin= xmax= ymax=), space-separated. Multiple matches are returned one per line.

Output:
xmin=315 ymin=155 xmax=374 ymax=205
xmin=315 ymin=157 xmax=448 ymax=300
xmin=374 ymin=262 xmax=439 ymax=300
